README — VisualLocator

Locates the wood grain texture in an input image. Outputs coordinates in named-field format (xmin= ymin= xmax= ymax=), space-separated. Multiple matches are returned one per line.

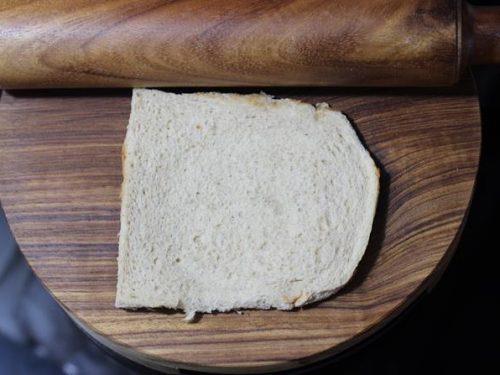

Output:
xmin=0 ymin=0 xmax=461 ymax=88
xmin=0 ymin=86 xmax=480 ymax=373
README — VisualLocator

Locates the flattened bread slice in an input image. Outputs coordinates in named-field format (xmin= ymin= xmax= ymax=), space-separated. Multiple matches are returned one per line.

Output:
xmin=116 ymin=89 xmax=379 ymax=316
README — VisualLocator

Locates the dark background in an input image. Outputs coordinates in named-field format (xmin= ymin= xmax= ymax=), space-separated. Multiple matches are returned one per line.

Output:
xmin=1 ymin=1 xmax=499 ymax=374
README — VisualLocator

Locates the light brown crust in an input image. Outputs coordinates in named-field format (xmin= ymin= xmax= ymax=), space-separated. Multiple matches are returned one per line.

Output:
xmin=195 ymin=92 xmax=311 ymax=110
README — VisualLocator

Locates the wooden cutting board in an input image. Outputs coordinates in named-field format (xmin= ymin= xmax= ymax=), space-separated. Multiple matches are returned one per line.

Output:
xmin=0 ymin=85 xmax=480 ymax=373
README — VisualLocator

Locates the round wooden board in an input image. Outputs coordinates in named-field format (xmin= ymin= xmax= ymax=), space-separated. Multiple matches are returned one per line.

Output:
xmin=0 ymin=85 xmax=480 ymax=373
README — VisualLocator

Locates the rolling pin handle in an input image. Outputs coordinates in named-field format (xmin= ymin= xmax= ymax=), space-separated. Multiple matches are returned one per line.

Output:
xmin=464 ymin=4 xmax=500 ymax=65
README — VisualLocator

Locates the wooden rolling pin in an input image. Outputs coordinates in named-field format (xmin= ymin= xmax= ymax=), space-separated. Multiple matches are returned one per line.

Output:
xmin=0 ymin=0 xmax=498 ymax=88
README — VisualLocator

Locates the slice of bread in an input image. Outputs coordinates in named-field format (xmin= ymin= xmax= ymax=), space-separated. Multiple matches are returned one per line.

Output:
xmin=116 ymin=89 xmax=379 ymax=316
